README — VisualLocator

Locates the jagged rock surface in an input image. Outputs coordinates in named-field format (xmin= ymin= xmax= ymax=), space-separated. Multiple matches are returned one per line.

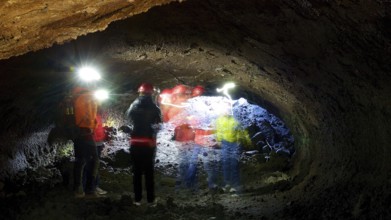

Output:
xmin=0 ymin=0 xmax=179 ymax=60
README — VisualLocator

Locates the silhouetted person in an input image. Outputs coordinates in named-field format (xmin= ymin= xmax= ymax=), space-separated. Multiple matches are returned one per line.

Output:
xmin=125 ymin=83 xmax=161 ymax=206
xmin=72 ymin=86 xmax=99 ymax=198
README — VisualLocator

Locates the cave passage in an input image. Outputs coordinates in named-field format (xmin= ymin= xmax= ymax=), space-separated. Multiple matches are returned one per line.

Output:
xmin=98 ymin=88 xmax=296 ymax=177
xmin=1 ymin=0 xmax=391 ymax=219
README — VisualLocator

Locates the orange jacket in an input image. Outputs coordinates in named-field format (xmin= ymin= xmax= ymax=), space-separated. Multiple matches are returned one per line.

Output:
xmin=73 ymin=89 xmax=98 ymax=129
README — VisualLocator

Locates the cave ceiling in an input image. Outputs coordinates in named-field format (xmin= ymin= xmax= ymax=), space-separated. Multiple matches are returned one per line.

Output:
xmin=1 ymin=0 xmax=390 ymax=62
xmin=0 ymin=0 xmax=180 ymax=60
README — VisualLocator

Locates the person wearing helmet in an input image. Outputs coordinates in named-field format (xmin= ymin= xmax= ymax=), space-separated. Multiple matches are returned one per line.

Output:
xmin=181 ymin=85 xmax=218 ymax=190
xmin=191 ymin=85 xmax=205 ymax=97
xmin=72 ymin=86 xmax=100 ymax=198
xmin=125 ymin=83 xmax=162 ymax=207
xmin=171 ymin=84 xmax=191 ymax=96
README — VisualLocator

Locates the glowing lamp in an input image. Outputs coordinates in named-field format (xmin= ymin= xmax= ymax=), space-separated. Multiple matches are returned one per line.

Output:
xmin=78 ymin=66 xmax=101 ymax=82
xmin=94 ymin=89 xmax=109 ymax=101
xmin=216 ymin=82 xmax=236 ymax=100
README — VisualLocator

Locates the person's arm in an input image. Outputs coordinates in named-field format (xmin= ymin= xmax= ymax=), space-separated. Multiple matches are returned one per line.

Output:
xmin=152 ymin=106 xmax=162 ymax=131
xmin=240 ymin=129 xmax=253 ymax=150
xmin=125 ymin=99 xmax=138 ymax=124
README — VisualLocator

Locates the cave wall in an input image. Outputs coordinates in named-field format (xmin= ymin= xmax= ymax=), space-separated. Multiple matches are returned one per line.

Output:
xmin=0 ymin=0 xmax=391 ymax=217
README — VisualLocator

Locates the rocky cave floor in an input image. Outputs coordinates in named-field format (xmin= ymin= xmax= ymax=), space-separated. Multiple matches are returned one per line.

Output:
xmin=0 ymin=149 xmax=295 ymax=220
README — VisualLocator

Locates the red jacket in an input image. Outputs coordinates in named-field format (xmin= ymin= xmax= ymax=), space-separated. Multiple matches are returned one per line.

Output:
xmin=174 ymin=124 xmax=195 ymax=142
xmin=93 ymin=114 xmax=106 ymax=143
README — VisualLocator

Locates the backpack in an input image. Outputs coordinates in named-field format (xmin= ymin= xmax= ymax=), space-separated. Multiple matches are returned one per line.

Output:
xmin=48 ymin=88 xmax=98 ymax=145
xmin=50 ymin=94 xmax=80 ymax=142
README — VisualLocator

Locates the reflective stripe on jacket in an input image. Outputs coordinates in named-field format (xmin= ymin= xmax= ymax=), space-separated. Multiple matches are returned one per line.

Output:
xmin=129 ymin=136 xmax=157 ymax=147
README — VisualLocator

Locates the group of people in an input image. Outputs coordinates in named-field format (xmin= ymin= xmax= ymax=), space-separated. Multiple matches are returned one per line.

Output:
xmin=66 ymin=82 xmax=251 ymax=206
xmin=157 ymin=84 xmax=251 ymax=195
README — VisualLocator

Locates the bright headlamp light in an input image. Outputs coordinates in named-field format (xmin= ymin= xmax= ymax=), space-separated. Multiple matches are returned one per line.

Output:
xmin=78 ymin=66 xmax=101 ymax=82
xmin=94 ymin=89 xmax=109 ymax=101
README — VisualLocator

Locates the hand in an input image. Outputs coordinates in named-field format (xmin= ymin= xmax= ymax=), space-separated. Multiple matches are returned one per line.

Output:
xmin=119 ymin=125 xmax=132 ymax=134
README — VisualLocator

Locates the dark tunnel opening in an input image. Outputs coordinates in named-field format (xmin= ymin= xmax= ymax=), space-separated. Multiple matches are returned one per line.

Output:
xmin=0 ymin=0 xmax=390 ymax=219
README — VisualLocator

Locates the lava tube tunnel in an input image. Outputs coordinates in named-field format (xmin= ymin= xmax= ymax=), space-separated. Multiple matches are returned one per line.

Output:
xmin=0 ymin=0 xmax=390 ymax=219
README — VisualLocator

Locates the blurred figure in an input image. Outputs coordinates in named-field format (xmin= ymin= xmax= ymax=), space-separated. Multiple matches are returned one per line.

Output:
xmin=215 ymin=107 xmax=251 ymax=195
xmin=191 ymin=85 xmax=205 ymax=98
xmin=168 ymin=85 xmax=196 ymax=189
xmin=83 ymin=107 xmax=107 ymax=195
xmin=72 ymin=86 xmax=99 ymax=198
xmin=186 ymin=85 xmax=219 ymax=191
xmin=166 ymin=84 xmax=192 ymax=122
xmin=125 ymin=83 xmax=161 ymax=206
xmin=158 ymin=88 xmax=172 ymax=122
xmin=191 ymin=128 xmax=219 ymax=190
xmin=174 ymin=123 xmax=195 ymax=189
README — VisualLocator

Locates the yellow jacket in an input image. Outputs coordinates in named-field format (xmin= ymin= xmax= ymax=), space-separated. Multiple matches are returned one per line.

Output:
xmin=215 ymin=115 xmax=252 ymax=148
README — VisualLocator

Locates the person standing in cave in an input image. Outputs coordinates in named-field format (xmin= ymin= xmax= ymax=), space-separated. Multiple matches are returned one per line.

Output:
xmin=183 ymin=85 xmax=220 ymax=191
xmin=125 ymin=83 xmax=162 ymax=207
xmin=72 ymin=86 xmax=100 ymax=198
xmin=215 ymin=106 xmax=251 ymax=196
xmin=174 ymin=123 xmax=196 ymax=189
xmin=168 ymin=85 xmax=197 ymax=190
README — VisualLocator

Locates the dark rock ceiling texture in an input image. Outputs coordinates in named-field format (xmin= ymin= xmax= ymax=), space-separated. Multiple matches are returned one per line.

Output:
xmin=1 ymin=0 xmax=391 ymax=219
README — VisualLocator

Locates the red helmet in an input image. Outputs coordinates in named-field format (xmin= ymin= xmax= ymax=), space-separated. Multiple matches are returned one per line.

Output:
xmin=172 ymin=84 xmax=191 ymax=95
xmin=138 ymin=83 xmax=154 ymax=94
xmin=158 ymin=88 xmax=172 ymax=103
xmin=192 ymin=85 xmax=205 ymax=97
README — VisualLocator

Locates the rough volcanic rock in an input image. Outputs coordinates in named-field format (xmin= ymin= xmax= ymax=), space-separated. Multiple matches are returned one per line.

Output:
xmin=0 ymin=0 xmax=180 ymax=60
xmin=0 ymin=0 xmax=390 ymax=219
